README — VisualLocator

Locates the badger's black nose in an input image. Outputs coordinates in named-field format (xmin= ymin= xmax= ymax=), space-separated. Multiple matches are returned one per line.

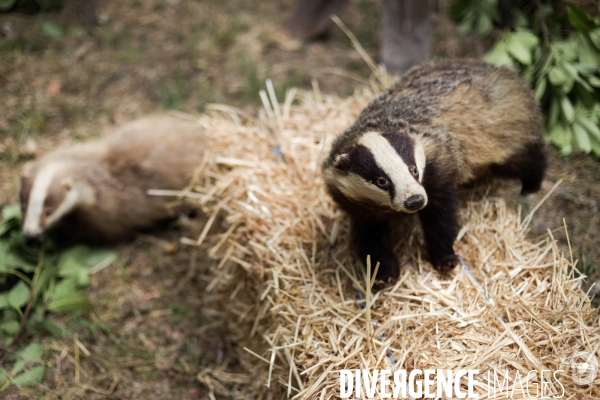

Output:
xmin=23 ymin=231 xmax=42 ymax=242
xmin=404 ymin=195 xmax=425 ymax=211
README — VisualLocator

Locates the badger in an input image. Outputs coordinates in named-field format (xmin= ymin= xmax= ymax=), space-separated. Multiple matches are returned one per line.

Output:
xmin=323 ymin=59 xmax=547 ymax=282
xmin=20 ymin=114 xmax=204 ymax=242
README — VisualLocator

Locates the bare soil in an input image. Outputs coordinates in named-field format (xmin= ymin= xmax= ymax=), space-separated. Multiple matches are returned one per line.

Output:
xmin=0 ymin=0 xmax=598 ymax=398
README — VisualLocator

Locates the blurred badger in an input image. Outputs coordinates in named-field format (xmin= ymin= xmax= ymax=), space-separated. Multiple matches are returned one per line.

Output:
xmin=20 ymin=115 xmax=204 ymax=242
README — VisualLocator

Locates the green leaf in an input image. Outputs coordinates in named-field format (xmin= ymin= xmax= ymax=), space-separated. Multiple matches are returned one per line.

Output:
xmin=10 ymin=343 xmax=43 ymax=376
xmin=560 ymin=97 xmax=575 ymax=121
xmin=50 ymin=277 xmax=77 ymax=300
xmin=77 ymin=268 xmax=89 ymax=286
xmin=457 ymin=13 xmax=474 ymax=35
xmin=8 ymin=281 xmax=30 ymax=309
xmin=575 ymin=75 xmax=594 ymax=93
xmin=592 ymin=142 xmax=600 ymax=157
xmin=578 ymin=115 xmax=600 ymax=141
xmin=547 ymin=124 xmax=565 ymax=144
xmin=0 ymin=220 xmax=17 ymax=237
xmin=513 ymin=31 xmax=539 ymax=49
xmin=85 ymin=249 xmax=117 ymax=268
xmin=484 ymin=41 xmax=513 ymax=66
xmin=2 ymin=309 xmax=18 ymax=322
xmin=507 ymin=36 xmax=532 ymax=65
xmin=11 ymin=359 xmax=27 ymax=377
xmin=0 ymin=293 xmax=9 ymax=310
xmin=476 ymin=14 xmax=493 ymax=37
xmin=58 ymin=256 xmax=88 ymax=278
xmin=575 ymin=64 xmax=598 ymax=75
xmin=554 ymin=40 xmax=578 ymax=62
xmin=0 ymin=0 xmax=17 ymax=12
xmin=1 ymin=204 xmax=20 ymax=223
xmin=58 ymin=245 xmax=91 ymax=265
xmin=12 ymin=366 xmax=45 ymax=387
xmin=561 ymin=62 xmax=579 ymax=78
xmin=34 ymin=319 xmax=62 ymax=338
xmin=41 ymin=21 xmax=66 ymax=39
xmin=0 ymin=320 xmax=19 ymax=335
xmin=567 ymin=5 xmax=595 ymax=32
xmin=561 ymin=130 xmax=573 ymax=155
xmin=577 ymin=35 xmax=600 ymax=68
xmin=561 ymin=79 xmax=575 ymax=94
xmin=48 ymin=291 xmax=92 ymax=312
xmin=534 ymin=77 xmax=547 ymax=102
xmin=548 ymin=66 xmax=568 ymax=86
xmin=590 ymin=28 xmax=600 ymax=49
xmin=18 ymin=342 xmax=43 ymax=362
xmin=4 ymin=252 xmax=37 ymax=273
xmin=573 ymin=122 xmax=592 ymax=152
xmin=58 ymin=245 xmax=95 ymax=278
xmin=514 ymin=12 xmax=528 ymax=29
xmin=33 ymin=263 xmax=59 ymax=297
xmin=587 ymin=75 xmax=600 ymax=87
xmin=522 ymin=66 xmax=535 ymax=84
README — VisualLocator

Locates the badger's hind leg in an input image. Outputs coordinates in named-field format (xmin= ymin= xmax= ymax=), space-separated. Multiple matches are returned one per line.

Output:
xmin=351 ymin=217 xmax=399 ymax=282
xmin=491 ymin=141 xmax=547 ymax=194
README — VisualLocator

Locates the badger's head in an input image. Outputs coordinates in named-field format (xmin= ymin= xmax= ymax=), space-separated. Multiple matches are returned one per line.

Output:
xmin=20 ymin=161 xmax=94 ymax=239
xmin=323 ymin=130 xmax=427 ymax=213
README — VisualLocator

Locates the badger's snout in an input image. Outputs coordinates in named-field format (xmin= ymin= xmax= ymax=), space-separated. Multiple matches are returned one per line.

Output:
xmin=404 ymin=194 xmax=425 ymax=211
xmin=23 ymin=229 xmax=43 ymax=242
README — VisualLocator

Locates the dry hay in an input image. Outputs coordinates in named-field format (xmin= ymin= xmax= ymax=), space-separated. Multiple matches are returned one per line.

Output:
xmin=175 ymin=81 xmax=600 ymax=399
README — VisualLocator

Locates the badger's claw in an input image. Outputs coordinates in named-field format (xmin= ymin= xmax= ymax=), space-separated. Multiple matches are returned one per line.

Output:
xmin=431 ymin=253 xmax=459 ymax=274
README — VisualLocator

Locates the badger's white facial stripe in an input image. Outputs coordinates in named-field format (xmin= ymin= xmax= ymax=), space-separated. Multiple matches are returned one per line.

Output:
xmin=358 ymin=131 xmax=427 ymax=211
xmin=23 ymin=162 xmax=63 ymax=236
xmin=323 ymin=168 xmax=390 ymax=205
xmin=414 ymin=141 xmax=426 ymax=182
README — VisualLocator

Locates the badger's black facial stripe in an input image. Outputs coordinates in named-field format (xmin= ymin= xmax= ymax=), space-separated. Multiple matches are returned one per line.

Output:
xmin=44 ymin=191 xmax=61 ymax=210
xmin=347 ymin=145 xmax=395 ymax=200
xmin=382 ymin=132 xmax=417 ymax=170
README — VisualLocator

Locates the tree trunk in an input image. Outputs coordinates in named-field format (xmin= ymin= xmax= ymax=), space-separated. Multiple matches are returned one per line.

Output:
xmin=381 ymin=0 xmax=434 ymax=74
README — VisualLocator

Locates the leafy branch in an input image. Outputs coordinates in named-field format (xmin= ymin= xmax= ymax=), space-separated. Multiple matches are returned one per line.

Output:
xmin=451 ymin=0 xmax=600 ymax=157
xmin=0 ymin=204 xmax=116 ymax=390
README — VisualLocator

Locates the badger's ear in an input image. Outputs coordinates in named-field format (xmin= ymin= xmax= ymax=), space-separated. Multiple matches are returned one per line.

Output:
xmin=333 ymin=153 xmax=350 ymax=171
xmin=61 ymin=177 xmax=74 ymax=190
xmin=22 ymin=162 xmax=34 ymax=178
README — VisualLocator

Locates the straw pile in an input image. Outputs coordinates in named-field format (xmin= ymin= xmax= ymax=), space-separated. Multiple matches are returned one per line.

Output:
xmin=177 ymin=81 xmax=600 ymax=399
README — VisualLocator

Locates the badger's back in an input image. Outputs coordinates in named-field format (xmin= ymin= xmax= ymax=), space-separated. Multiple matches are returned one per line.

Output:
xmin=92 ymin=115 xmax=204 ymax=239
xmin=354 ymin=59 xmax=544 ymax=183
xmin=104 ymin=115 xmax=203 ymax=192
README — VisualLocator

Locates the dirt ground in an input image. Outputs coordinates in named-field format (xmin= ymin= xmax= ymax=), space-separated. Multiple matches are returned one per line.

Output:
xmin=0 ymin=0 xmax=599 ymax=398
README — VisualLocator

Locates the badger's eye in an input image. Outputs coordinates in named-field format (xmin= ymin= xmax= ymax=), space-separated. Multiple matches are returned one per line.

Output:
xmin=376 ymin=177 xmax=389 ymax=188
xmin=409 ymin=166 xmax=419 ymax=178
xmin=44 ymin=208 xmax=52 ymax=217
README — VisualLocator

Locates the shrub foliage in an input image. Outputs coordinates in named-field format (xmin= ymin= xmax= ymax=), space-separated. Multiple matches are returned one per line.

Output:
xmin=451 ymin=0 xmax=600 ymax=156
xmin=0 ymin=204 xmax=116 ymax=390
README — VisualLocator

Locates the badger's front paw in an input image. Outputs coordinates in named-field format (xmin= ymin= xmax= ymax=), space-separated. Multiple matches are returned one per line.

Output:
xmin=363 ymin=250 xmax=400 ymax=283
xmin=430 ymin=253 xmax=459 ymax=274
